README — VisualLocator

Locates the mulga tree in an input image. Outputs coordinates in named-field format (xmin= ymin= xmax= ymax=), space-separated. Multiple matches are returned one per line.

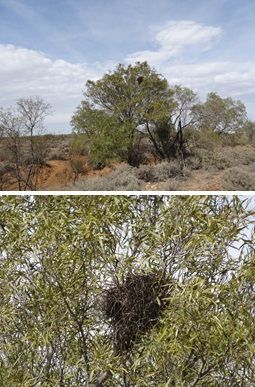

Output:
xmin=0 ymin=195 xmax=255 ymax=386
xmin=193 ymin=92 xmax=247 ymax=135
xmin=72 ymin=62 xmax=176 ymax=165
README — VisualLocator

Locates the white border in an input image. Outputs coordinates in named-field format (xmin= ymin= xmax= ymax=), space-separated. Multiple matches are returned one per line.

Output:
xmin=1 ymin=190 xmax=255 ymax=196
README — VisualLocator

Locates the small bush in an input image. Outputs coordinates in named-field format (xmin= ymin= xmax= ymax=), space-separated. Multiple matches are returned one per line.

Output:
xmin=0 ymin=162 xmax=14 ymax=176
xmin=46 ymin=149 xmax=67 ymax=161
xmin=222 ymin=167 xmax=255 ymax=190
xmin=187 ymin=149 xmax=233 ymax=171
xmin=153 ymin=161 xmax=181 ymax=180
xmin=158 ymin=178 xmax=180 ymax=191
xmin=135 ymin=161 xmax=181 ymax=182
xmin=72 ymin=163 xmax=141 ymax=191
xmin=70 ymin=156 xmax=87 ymax=175
xmin=221 ymin=132 xmax=248 ymax=146
xmin=188 ymin=144 xmax=255 ymax=172
xmin=189 ymin=128 xmax=221 ymax=150
xmin=135 ymin=164 xmax=156 ymax=182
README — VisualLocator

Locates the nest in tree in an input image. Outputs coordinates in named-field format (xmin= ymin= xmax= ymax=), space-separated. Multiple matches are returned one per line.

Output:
xmin=102 ymin=272 xmax=170 ymax=354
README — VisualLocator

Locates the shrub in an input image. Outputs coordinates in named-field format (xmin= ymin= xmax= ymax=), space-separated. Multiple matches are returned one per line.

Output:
xmin=135 ymin=164 xmax=156 ymax=182
xmin=189 ymin=128 xmax=221 ymax=151
xmin=221 ymin=132 xmax=248 ymax=146
xmin=135 ymin=161 xmax=181 ymax=182
xmin=188 ymin=143 xmax=255 ymax=172
xmin=159 ymin=178 xmax=180 ymax=191
xmin=46 ymin=149 xmax=67 ymax=161
xmin=72 ymin=163 xmax=141 ymax=191
xmin=70 ymin=156 xmax=87 ymax=176
xmin=221 ymin=167 xmax=255 ymax=190
xmin=187 ymin=148 xmax=233 ymax=171
xmin=153 ymin=161 xmax=181 ymax=180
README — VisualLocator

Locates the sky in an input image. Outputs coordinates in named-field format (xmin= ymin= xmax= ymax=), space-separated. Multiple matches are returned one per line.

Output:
xmin=0 ymin=0 xmax=255 ymax=133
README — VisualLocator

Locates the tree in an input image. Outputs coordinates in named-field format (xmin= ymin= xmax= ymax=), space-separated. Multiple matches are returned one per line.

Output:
xmin=243 ymin=119 xmax=255 ymax=143
xmin=72 ymin=62 xmax=176 ymax=165
xmin=1 ymin=195 xmax=255 ymax=386
xmin=0 ymin=97 xmax=51 ymax=190
xmin=71 ymin=101 xmax=131 ymax=167
xmin=194 ymin=92 xmax=247 ymax=135
xmin=135 ymin=85 xmax=199 ymax=168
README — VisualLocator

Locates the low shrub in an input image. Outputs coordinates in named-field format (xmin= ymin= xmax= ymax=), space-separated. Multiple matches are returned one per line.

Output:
xmin=135 ymin=161 xmax=181 ymax=182
xmin=70 ymin=156 xmax=87 ymax=175
xmin=221 ymin=132 xmax=248 ymax=146
xmin=187 ymin=145 xmax=255 ymax=172
xmin=72 ymin=163 xmax=141 ymax=191
xmin=153 ymin=161 xmax=181 ymax=180
xmin=187 ymin=148 xmax=233 ymax=171
xmin=221 ymin=167 xmax=255 ymax=190
xmin=158 ymin=178 xmax=180 ymax=191
xmin=46 ymin=149 xmax=68 ymax=161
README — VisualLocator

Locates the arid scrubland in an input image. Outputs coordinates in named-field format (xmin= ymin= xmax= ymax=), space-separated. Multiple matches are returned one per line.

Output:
xmin=0 ymin=62 xmax=255 ymax=191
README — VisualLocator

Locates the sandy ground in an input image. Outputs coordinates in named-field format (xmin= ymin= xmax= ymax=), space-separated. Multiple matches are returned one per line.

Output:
xmin=37 ymin=160 xmax=225 ymax=191
xmin=0 ymin=156 xmax=253 ymax=191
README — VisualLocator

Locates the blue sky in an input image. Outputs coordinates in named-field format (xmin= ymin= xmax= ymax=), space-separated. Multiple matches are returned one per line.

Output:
xmin=0 ymin=0 xmax=254 ymax=133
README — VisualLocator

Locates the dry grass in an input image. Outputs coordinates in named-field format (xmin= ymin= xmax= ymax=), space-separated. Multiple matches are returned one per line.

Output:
xmin=187 ymin=145 xmax=255 ymax=172
xmin=221 ymin=167 xmax=255 ymax=190
xmin=135 ymin=160 xmax=182 ymax=182
xmin=72 ymin=163 xmax=141 ymax=191
xmin=0 ymin=133 xmax=255 ymax=191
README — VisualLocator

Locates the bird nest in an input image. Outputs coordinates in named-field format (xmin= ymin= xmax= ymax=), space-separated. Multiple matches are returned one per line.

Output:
xmin=102 ymin=272 xmax=170 ymax=354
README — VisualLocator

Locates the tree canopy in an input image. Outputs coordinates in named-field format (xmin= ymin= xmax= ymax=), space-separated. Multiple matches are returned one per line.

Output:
xmin=72 ymin=62 xmax=177 ymax=165
xmin=1 ymin=195 xmax=255 ymax=386
xmin=71 ymin=62 xmax=251 ymax=168
xmin=193 ymin=92 xmax=247 ymax=134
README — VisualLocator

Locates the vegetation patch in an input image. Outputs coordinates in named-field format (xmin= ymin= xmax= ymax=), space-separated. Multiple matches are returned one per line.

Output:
xmin=72 ymin=163 xmax=141 ymax=191
xmin=135 ymin=161 xmax=181 ymax=182
xmin=222 ymin=167 xmax=255 ymax=190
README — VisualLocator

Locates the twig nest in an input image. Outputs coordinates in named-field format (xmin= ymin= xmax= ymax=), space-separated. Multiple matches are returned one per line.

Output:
xmin=103 ymin=272 xmax=170 ymax=354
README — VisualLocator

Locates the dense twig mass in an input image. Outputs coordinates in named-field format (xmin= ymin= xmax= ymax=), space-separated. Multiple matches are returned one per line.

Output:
xmin=103 ymin=272 xmax=170 ymax=354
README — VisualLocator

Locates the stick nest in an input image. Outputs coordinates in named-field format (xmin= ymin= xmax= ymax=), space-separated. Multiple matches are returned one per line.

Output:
xmin=102 ymin=272 xmax=170 ymax=354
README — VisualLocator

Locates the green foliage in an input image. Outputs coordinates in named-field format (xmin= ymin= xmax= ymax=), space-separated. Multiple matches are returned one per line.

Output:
xmin=194 ymin=92 xmax=247 ymax=134
xmin=71 ymin=62 xmax=253 ymax=168
xmin=70 ymin=133 xmax=89 ymax=156
xmin=0 ymin=196 xmax=255 ymax=386
xmin=72 ymin=101 xmax=136 ymax=166
xmin=72 ymin=62 xmax=176 ymax=165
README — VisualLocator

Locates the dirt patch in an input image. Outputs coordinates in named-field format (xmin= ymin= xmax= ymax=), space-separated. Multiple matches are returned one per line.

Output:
xmin=1 ymin=142 xmax=255 ymax=191
xmin=178 ymin=170 xmax=222 ymax=191
xmin=38 ymin=160 xmax=75 ymax=190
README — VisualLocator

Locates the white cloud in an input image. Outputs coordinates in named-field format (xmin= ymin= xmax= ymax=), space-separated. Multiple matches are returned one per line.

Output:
xmin=1 ymin=18 xmax=255 ymax=133
xmin=127 ymin=20 xmax=222 ymax=65
xmin=0 ymin=44 xmax=105 ymax=132
xmin=163 ymin=61 xmax=255 ymax=97
xmin=155 ymin=20 xmax=222 ymax=48
xmin=126 ymin=21 xmax=255 ymax=119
